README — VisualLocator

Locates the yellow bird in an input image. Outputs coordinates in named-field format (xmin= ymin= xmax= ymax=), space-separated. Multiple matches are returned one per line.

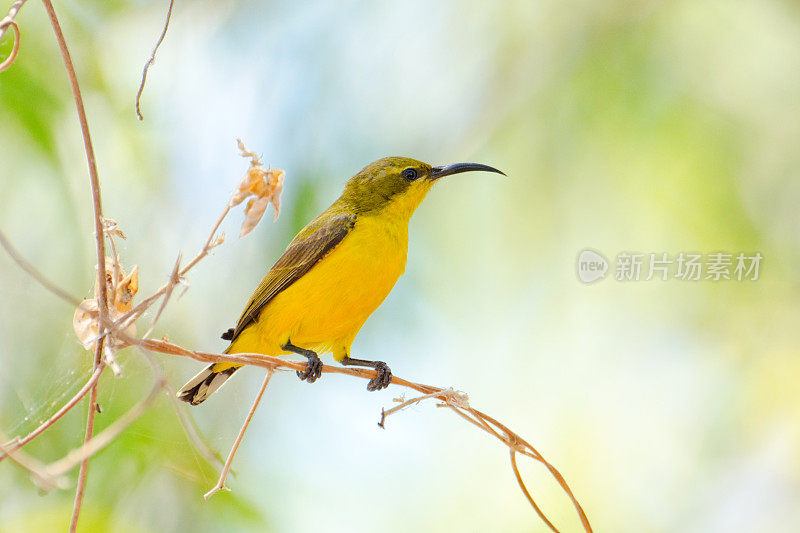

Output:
xmin=178 ymin=157 xmax=504 ymax=405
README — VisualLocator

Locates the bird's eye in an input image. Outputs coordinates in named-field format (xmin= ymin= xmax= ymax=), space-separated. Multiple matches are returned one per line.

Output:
xmin=402 ymin=168 xmax=418 ymax=181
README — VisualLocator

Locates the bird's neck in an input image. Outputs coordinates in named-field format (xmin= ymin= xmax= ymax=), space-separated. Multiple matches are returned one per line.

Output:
xmin=379 ymin=191 xmax=426 ymax=224
xmin=343 ymin=182 xmax=432 ymax=224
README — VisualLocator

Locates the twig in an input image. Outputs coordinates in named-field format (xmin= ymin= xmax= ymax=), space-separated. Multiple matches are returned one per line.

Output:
xmin=131 ymin=336 xmax=591 ymax=532
xmin=0 ymin=430 xmax=67 ymax=490
xmin=511 ymin=449 xmax=559 ymax=533
xmin=69 ymin=381 xmax=98 ymax=531
xmin=0 ymin=0 xmax=26 ymax=41
xmin=137 ymin=346 xmax=225 ymax=470
xmin=164 ymin=380 xmax=225 ymax=471
xmin=0 ymin=365 xmax=104 ymax=462
xmin=378 ymin=388 xmax=466 ymax=428
xmin=41 ymin=2 xmax=109 ymax=530
xmin=110 ymin=204 xmax=229 ymax=335
xmin=41 ymin=0 xmax=108 ymax=329
xmin=46 ymin=375 xmax=164 ymax=483
xmin=205 ymin=369 xmax=273 ymax=499
xmin=135 ymin=0 xmax=175 ymax=120
xmin=468 ymin=408 xmax=593 ymax=533
xmin=0 ymin=19 xmax=18 ymax=71
xmin=47 ymin=349 xmax=166 ymax=485
xmin=0 ymin=229 xmax=81 ymax=306
xmin=142 ymin=252 xmax=182 ymax=339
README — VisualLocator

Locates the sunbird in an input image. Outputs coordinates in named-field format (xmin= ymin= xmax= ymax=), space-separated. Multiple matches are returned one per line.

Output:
xmin=178 ymin=157 xmax=504 ymax=405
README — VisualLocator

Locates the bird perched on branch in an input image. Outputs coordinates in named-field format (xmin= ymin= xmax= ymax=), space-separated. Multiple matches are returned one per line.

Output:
xmin=178 ymin=157 xmax=504 ymax=405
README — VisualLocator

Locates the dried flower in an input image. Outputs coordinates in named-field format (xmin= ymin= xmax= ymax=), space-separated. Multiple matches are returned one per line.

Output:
xmin=73 ymin=257 xmax=139 ymax=375
xmin=232 ymin=139 xmax=285 ymax=237
xmin=101 ymin=217 xmax=127 ymax=240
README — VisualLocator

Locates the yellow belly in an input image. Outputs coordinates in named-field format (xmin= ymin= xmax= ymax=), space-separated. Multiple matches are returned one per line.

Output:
xmin=228 ymin=215 xmax=408 ymax=360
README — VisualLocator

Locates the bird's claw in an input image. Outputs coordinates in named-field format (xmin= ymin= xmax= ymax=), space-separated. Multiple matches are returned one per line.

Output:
xmin=367 ymin=362 xmax=392 ymax=391
xmin=296 ymin=353 xmax=323 ymax=383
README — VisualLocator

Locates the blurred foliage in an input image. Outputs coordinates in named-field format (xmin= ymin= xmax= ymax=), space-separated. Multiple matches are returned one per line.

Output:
xmin=2 ymin=1 xmax=800 ymax=532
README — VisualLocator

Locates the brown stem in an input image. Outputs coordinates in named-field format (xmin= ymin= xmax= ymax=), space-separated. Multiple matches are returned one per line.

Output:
xmin=41 ymin=0 xmax=108 ymax=338
xmin=0 ymin=430 xmax=66 ymax=490
xmin=132 ymin=336 xmax=591 ymax=532
xmin=205 ymin=369 xmax=273 ymax=499
xmin=474 ymin=410 xmax=592 ymax=532
xmin=135 ymin=0 xmax=175 ymax=120
xmin=510 ymin=449 xmax=559 ymax=533
xmin=69 ymin=382 xmax=98 ymax=532
xmin=0 ymin=19 xmax=19 ymax=71
xmin=164 ymin=380 xmax=225 ymax=471
xmin=110 ymin=203 xmax=230 ymax=335
xmin=41 ymin=2 xmax=109 ymax=530
xmin=48 ymin=376 xmax=164 ymax=481
xmin=0 ymin=229 xmax=81 ymax=306
xmin=0 ymin=0 xmax=26 ymax=41
xmin=0 ymin=365 xmax=104 ymax=462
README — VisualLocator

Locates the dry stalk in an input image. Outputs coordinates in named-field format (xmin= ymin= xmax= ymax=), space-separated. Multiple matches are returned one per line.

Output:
xmin=40 ymin=1 xmax=109 ymax=529
xmin=0 ymin=365 xmax=104 ymax=462
xmin=0 ymin=0 xmax=25 ymax=41
xmin=135 ymin=0 xmax=175 ymax=120
xmin=204 ymin=369 xmax=274 ymax=500
xmin=45 ymin=361 xmax=166 ymax=484
xmin=41 ymin=0 xmax=108 ymax=332
xmin=0 ymin=430 xmax=67 ymax=490
xmin=511 ymin=449 xmax=559 ymax=533
xmin=0 ymin=0 xmax=26 ymax=73
xmin=69 ymin=380 xmax=98 ymax=531
xmin=0 ymin=229 xmax=81 ymax=307
xmin=0 ymin=18 xmax=19 ymax=71
xmin=163 ymin=379 xmax=226 ymax=471
xmin=129 ymin=336 xmax=592 ymax=533
xmin=108 ymin=203 xmax=230 ymax=337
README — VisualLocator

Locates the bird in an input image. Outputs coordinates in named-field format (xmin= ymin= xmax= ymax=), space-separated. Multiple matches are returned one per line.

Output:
xmin=177 ymin=157 xmax=504 ymax=405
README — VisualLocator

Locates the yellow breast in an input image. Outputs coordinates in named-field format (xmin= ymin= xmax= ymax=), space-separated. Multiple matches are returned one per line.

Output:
xmin=232 ymin=214 xmax=409 ymax=358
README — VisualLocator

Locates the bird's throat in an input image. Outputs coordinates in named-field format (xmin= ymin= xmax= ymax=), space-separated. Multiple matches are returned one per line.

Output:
xmin=378 ymin=180 xmax=433 ymax=223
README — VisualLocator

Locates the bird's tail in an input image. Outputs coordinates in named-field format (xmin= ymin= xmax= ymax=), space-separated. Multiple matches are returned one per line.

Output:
xmin=177 ymin=362 xmax=241 ymax=406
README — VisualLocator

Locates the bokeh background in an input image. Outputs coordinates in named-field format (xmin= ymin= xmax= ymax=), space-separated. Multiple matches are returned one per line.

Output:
xmin=2 ymin=0 xmax=800 ymax=531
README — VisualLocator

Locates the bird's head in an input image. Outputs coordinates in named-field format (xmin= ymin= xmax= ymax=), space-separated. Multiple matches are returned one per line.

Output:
xmin=339 ymin=156 xmax=505 ymax=218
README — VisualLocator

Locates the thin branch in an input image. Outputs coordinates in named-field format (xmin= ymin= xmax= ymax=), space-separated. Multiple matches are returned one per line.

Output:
xmin=110 ymin=204 xmax=229 ymax=336
xmin=0 ymin=19 xmax=18 ymax=71
xmin=47 ymin=369 xmax=166 ymax=483
xmin=41 ymin=2 xmax=109 ymax=530
xmin=142 ymin=252 xmax=182 ymax=339
xmin=164 ymin=380 xmax=225 ymax=471
xmin=69 ymin=381 xmax=98 ymax=532
xmin=511 ymin=449 xmax=559 ymax=533
xmin=0 ymin=365 xmax=104 ymax=462
xmin=137 ymin=346 xmax=225 ymax=470
xmin=0 ymin=0 xmax=26 ymax=41
xmin=41 ymin=0 xmax=108 ymax=333
xmin=130 ymin=336 xmax=591 ymax=532
xmin=135 ymin=0 xmax=175 ymax=120
xmin=0 ymin=430 xmax=67 ymax=490
xmin=0 ymin=229 xmax=81 ymax=306
xmin=469 ymin=409 xmax=594 ymax=533
xmin=205 ymin=369 xmax=273 ymax=499
xmin=378 ymin=388 xmax=466 ymax=428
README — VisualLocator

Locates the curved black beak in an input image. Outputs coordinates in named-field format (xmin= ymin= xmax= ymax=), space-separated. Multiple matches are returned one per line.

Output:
xmin=430 ymin=162 xmax=506 ymax=181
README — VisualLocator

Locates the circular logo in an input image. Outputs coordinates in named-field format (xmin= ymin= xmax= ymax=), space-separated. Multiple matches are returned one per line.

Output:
xmin=576 ymin=249 xmax=608 ymax=284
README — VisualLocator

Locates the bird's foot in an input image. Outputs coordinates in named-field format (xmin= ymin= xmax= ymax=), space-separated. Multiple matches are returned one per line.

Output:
xmin=367 ymin=362 xmax=392 ymax=391
xmin=296 ymin=352 xmax=323 ymax=383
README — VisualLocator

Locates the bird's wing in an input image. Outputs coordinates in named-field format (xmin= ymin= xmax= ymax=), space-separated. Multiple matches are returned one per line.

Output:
xmin=228 ymin=211 xmax=357 ymax=341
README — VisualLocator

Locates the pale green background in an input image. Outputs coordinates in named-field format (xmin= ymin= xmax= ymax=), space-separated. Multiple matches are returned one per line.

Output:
xmin=1 ymin=1 xmax=800 ymax=531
